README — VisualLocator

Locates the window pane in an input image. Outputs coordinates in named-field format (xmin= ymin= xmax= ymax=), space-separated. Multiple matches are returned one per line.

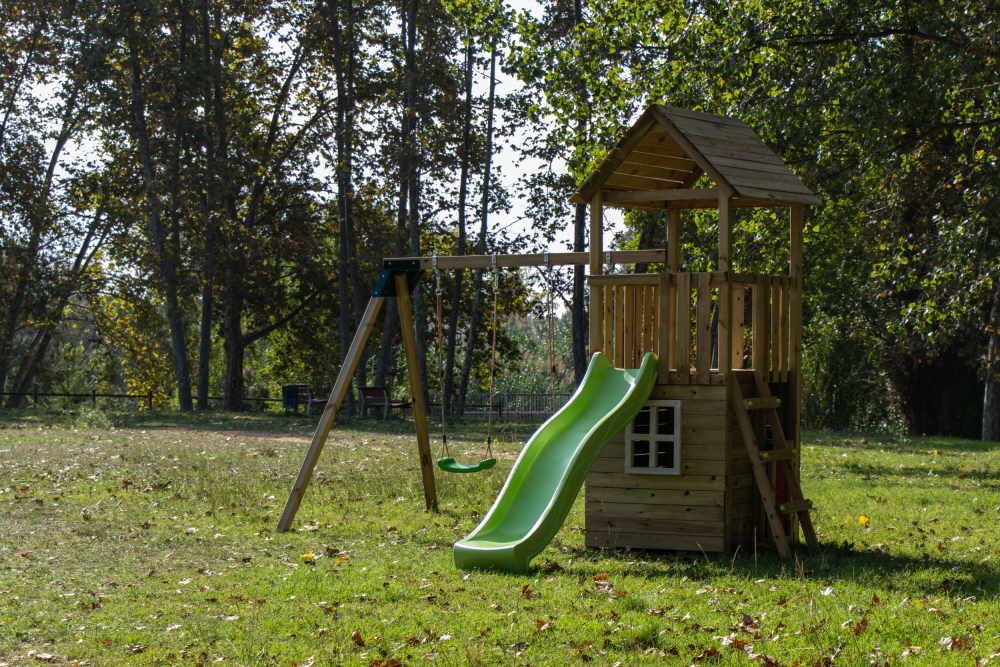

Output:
xmin=657 ymin=406 xmax=675 ymax=434
xmin=632 ymin=440 xmax=650 ymax=468
xmin=633 ymin=408 xmax=650 ymax=434
xmin=656 ymin=441 xmax=675 ymax=469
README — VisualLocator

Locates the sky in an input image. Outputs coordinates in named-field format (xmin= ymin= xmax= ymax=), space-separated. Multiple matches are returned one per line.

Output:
xmin=484 ymin=0 xmax=629 ymax=259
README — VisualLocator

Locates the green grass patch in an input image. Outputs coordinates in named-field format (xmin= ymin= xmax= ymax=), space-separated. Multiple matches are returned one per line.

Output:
xmin=0 ymin=411 xmax=997 ymax=665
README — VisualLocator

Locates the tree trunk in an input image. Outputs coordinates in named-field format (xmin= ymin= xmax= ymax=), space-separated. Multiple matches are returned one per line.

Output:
xmin=221 ymin=263 xmax=244 ymax=411
xmin=196 ymin=0 xmax=217 ymax=411
xmin=197 ymin=205 xmax=217 ymax=410
xmin=125 ymin=7 xmax=193 ymax=410
xmin=569 ymin=0 xmax=588 ymax=384
xmin=6 ymin=208 xmax=107 ymax=406
xmin=374 ymin=2 xmax=412 ymax=391
xmin=443 ymin=42 xmax=473 ymax=415
xmin=457 ymin=41 xmax=496 ymax=416
xmin=571 ymin=202 xmax=587 ymax=382
xmin=327 ymin=0 xmax=364 ymax=410
xmin=402 ymin=0 xmax=428 ymax=396
xmin=983 ymin=286 xmax=1000 ymax=441
xmin=0 ymin=84 xmax=78 ymax=393
xmin=634 ymin=213 xmax=659 ymax=274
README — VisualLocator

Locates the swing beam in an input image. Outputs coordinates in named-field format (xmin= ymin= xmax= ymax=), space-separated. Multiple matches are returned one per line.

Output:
xmin=386 ymin=248 xmax=668 ymax=270
xmin=277 ymin=249 xmax=667 ymax=532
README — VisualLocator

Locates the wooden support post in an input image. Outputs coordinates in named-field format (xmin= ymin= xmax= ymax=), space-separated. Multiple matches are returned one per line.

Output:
xmin=718 ymin=195 xmax=731 ymax=273
xmin=667 ymin=207 xmax=682 ymax=272
xmin=718 ymin=195 xmax=733 ymax=375
xmin=789 ymin=206 xmax=804 ymax=374
xmin=788 ymin=205 xmax=805 ymax=522
xmin=589 ymin=192 xmax=604 ymax=355
xmin=278 ymin=296 xmax=386 ymax=532
xmin=394 ymin=273 xmax=439 ymax=512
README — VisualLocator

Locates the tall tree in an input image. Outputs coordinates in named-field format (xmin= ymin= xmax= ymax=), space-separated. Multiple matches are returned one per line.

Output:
xmin=457 ymin=38 xmax=498 ymax=416
xmin=122 ymin=0 xmax=194 ymax=410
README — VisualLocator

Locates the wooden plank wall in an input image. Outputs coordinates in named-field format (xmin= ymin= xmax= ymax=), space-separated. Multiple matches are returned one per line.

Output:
xmin=585 ymin=384 xmax=729 ymax=553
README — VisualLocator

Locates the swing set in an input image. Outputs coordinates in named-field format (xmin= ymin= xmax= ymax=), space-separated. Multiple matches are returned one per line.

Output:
xmin=279 ymin=104 xmax=820 ymax=566
xmin=276 ymin=248 xmax=666 ymax=531
xmin=431 ymin=255 xmax=497 ymax=474
xmin=431 ymin=252 xmax=564 ymax=473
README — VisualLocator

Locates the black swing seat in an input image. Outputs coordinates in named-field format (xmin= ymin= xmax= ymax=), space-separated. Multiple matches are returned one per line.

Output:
xmin=437 ymin=456 xmax=497 ymax=473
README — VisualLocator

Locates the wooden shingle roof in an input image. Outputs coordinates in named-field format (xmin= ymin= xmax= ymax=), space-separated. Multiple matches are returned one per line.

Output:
xmin=571 ymin=104 xmax=818 ymax=208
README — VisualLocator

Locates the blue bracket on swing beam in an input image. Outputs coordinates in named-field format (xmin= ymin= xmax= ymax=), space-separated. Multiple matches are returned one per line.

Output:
xmin=372 ymin=260 xmax=422 ymax=297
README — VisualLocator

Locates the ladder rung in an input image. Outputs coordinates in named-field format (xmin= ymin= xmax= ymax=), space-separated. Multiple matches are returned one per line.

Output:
xmin=779 ymin=499 xmax=813 ymax=514
xmin=743 ymin=397 xmax=781 ymax=410
xmin=760 ymin=448 xmax=798 ymax=462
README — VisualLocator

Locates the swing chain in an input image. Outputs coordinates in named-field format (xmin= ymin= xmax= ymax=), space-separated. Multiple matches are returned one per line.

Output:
xmin=432 ymin=258 xmax=450 ymax=458
xmin=485 ymin=262 xmax=499 ymax=458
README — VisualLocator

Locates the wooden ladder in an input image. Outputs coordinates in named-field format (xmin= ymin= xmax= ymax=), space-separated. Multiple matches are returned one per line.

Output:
xmin=730 ymin=372 xmax=818 ymax=558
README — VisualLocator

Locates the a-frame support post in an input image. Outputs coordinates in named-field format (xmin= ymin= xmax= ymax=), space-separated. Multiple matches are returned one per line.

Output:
xmin=394 ymin=273 xmax=439 ymax=512
xmin=278 ymin=295 xmax=386 ymax=532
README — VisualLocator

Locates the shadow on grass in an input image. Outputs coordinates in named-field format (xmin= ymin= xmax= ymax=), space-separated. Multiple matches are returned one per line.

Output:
xmin=806 ymin=430 xmax=1000 ymax=454
xmin=563 ymin=541 xmax=1000 ymax=599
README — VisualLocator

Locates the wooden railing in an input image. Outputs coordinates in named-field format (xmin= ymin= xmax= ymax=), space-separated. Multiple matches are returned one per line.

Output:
xmin=589 ymin=272 xmax=800 ymax=384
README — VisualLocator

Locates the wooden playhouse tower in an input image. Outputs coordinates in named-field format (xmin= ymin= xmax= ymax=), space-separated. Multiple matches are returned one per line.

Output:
xmin=576 ymin=105 xmax=819 ymax=557
xmin=278 ymin=103 xmax=819 ymax=559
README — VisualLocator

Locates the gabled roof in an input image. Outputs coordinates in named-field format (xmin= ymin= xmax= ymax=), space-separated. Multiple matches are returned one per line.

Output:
xmin=571 ymin=104 xmax=818 ymax=208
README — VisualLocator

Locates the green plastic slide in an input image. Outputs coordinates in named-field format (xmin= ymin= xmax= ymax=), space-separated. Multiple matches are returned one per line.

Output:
xmin=453 ymin=351 xmax=658 ymax=572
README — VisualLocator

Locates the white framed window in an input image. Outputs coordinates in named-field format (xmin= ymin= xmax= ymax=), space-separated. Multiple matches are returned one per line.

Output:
xmin=625 ymin=400 xmax=681 ymax=475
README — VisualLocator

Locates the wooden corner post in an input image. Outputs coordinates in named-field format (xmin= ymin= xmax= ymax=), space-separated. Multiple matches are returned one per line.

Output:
xmin=788 ymin=205 xmax=805 ymax=542
xmin=394 ymin=272 xmax=439 ymax=512
xmin=718 ymin=195 xmax=733 ymax=375
xmin=278 ymin=295 xmax=386 ymax=532
xmin=589 ymin=191 xmax=604 ymax=356
xmin=788 ymin=205 xmax=804 ymax=447
xmin=667 ymin=207 xmax=681 ymax=272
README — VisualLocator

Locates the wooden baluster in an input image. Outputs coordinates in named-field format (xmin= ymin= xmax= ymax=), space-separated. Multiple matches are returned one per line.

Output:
xmin=675 ymin=272 xmax=690 ymax=383
xmin=770 ymin=280 xmax=780 ymax=381
xmin=778 ymin=280 xmax=789 ymax=380
xmin=614 ymin=285 xmax=626 ymax=368
xmin=603 ymin=283 xmax=614 ymax=363
xmin=658 ymin=274 xmax=671 ymax=380
xmin=696 ymin=273 xmax=712 ymax=383
xmin=719 ymin=280 xmax=732 ymax=378
xmin=590 ymin=283 xmax=604 ymax=357
xmin=732 ymin=286 xmax=745 ymax=369
xmin=752 ymin=278 xmax=770 ymax=373
xmin=647 ymin=280 xmax=657 ymax=358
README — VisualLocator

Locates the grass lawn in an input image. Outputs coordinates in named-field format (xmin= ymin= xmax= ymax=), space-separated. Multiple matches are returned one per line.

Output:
xmin=0 ymin=408 xmax=997 ymax=666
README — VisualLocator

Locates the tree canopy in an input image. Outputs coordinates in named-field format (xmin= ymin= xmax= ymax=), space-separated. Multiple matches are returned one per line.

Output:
xmin=1 ymin=0 xmax=996 ymax=439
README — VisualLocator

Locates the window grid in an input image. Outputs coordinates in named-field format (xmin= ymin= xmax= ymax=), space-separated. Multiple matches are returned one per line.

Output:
xmin=625 ymin=399 xmax=681 ymax=475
